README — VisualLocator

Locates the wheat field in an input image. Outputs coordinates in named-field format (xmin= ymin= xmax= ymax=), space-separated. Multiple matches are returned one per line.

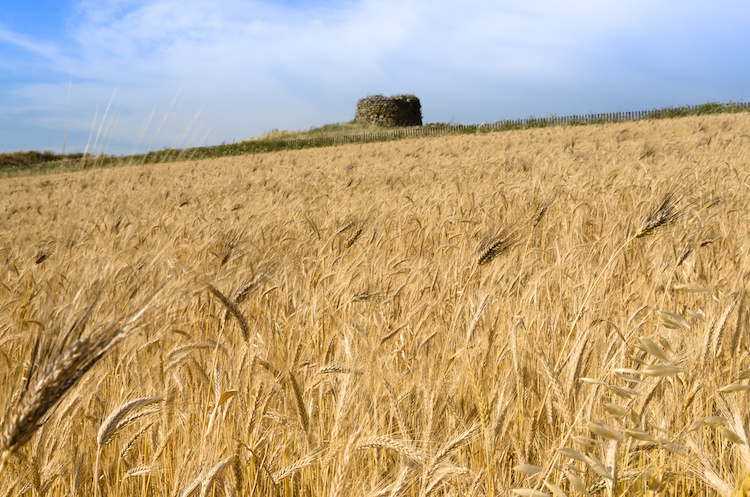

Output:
xmin=0 ymin=113 xmax=749 ymax=496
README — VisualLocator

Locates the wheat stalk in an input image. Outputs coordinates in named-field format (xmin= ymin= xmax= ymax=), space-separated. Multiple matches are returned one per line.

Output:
xmin=529 ymin=192 xmax=686 ymax=484
xmin=447 ymin=226 xmax=517 ymax=342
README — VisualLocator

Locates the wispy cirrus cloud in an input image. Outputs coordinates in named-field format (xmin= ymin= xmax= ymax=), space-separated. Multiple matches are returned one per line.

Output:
xmin=0 ymin=28 xmax=62 ymax=60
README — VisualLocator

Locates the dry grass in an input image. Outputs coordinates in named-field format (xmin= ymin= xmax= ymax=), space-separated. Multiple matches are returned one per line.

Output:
xmin=0 ymin=113 xmax=749 ymax=495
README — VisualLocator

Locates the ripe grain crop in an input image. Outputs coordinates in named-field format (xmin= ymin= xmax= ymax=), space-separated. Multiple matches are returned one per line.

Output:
xmin=0 ymin=113 xmax=749 ymax=495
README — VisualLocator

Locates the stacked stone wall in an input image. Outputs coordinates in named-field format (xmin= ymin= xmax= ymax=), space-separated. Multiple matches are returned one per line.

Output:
xmin=355 ymin=95 xmax=422 ymax=126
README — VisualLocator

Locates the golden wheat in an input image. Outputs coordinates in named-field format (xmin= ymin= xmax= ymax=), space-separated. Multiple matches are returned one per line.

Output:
xmin=0 ymin=112 xmax=748 ymax=495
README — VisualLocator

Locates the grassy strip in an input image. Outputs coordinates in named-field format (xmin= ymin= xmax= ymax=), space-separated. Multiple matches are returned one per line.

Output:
xmin=2 ymin=100 xmax=747 ymax=178
xmin=0 ymin=151 xmax=89 ymax=170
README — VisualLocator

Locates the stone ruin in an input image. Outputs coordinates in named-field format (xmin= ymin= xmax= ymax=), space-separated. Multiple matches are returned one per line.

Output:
xmin=354 ymin=95 xmax=422 ymax=127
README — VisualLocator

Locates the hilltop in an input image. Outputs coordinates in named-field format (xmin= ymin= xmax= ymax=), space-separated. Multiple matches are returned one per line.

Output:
xmin=1 ymin=100 xmax=747 ymax=178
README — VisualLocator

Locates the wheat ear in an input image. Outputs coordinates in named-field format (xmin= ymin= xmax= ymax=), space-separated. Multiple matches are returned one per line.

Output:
xmin=272 ymin=446 xmax=325 ymax=481
xmin=448 ymin=227 xmax=517 ymax=339
xmin=421 ymin=424 xmax=478 ymax=494
xmin=0 ymin=291 xmax=158 ymax=474
xmin=357 ymin=435 xmax=425 ymax=464
xmin=94 ymin=396 xmax=162 ymax=497
xmin=199 ymin=455 xmax=235 ymax=497
xmin=208 ymin=284 xmax=250 ymax=342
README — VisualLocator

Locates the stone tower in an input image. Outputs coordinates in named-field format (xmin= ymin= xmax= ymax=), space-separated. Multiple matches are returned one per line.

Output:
xmin=355 ymin=95 xmax=422 ymax=126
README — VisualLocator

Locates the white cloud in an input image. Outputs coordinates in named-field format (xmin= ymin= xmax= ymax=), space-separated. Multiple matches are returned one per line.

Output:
xmin=63 ymin=0 xmax=647 ymax=83
xmin=1 ymin=0 xmax=748 ymax=153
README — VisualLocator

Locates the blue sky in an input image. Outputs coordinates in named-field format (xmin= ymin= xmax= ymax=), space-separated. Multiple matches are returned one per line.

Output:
xmin=1 ymin=0 xmax=748 ymax=155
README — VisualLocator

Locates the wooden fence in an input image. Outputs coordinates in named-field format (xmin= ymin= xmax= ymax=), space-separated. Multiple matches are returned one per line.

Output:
xmin=276 ymin=102 xmax=750 ymax=150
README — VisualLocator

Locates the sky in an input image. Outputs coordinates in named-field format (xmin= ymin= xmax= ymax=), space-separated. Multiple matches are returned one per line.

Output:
xmin=0 ymin=0 xmax=748 ymax=155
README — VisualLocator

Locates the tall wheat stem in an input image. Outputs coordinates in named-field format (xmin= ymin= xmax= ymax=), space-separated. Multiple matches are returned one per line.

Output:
xmin=555 ymin=233 xmax=636 ymax=371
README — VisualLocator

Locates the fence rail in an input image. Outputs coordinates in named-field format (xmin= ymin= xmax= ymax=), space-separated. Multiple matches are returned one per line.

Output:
xmin=274 ymin=101 xmax=750 ymax=150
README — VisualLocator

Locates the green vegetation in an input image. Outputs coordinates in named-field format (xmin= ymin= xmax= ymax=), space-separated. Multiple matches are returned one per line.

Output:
xmin=246 ymin=120 xmax=388 ymax=141
xmin=646 ymin=100 xmax=749 ymax=118
xmin=2 ymin=100 xmax=747 ymax=177
xmin=364 ymin=93 xmax=418 ymax=100
xmin=0 ymin=150 xmax=88 ymax=173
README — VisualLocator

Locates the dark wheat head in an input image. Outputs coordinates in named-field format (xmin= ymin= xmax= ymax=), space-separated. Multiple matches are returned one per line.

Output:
xmin=477 ymin=228 xmax=517 ymax=266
